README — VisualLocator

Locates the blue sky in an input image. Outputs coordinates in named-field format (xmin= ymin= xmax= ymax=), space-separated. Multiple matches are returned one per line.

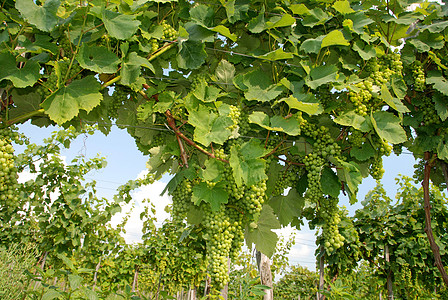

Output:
xmin=16 ymin=121 xmax=417 ymax=271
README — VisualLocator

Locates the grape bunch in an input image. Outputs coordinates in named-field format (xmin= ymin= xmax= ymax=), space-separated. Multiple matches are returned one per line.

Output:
xmin=227 ymin=105 xmax=241 ymax=132
xmin=273 ymin=169 xmax=296 ymax=196
xmin=348 ymin=129 xmax=365 ymax=148
xmin=419 ymin=97 xmax=441 ymax=126
xmin=36 ymin=59 xmax=83 ymax=99
xmin=161 ymin=20 xmax=177 ymax=41
xmin=58 ymin=36 xmax=73 ymax=58
xmin=367 ymin=52 xmax=403 ymax=86
xmin=109 ymin=85 xmax=130 ymax=119
xmin=171 ymin=179 xmax=193 ymax=223
xmin=412 ymin=63 xmax=425 ymax=92
xmin=0 ymin=127 xmax=21 ymax=219
xmin=370 ymin=156 xmax=385 ymax=181
xmin=190 ymin=73 xmax=209 ymax=90
xmin=237 ymin=109 xmax=251 ymax=136
xmin=320 ymin=196 xmax=345 ymax=254
xmin=349 ymin=80 xmax=373 ymax=116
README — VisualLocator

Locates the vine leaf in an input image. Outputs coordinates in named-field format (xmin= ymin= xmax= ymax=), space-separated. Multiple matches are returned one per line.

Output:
xmin=270 ymin=188 xmax=304 ymax=226
xmin=76 ymin=44 xmax=120 ymax=74
xmin=245 ymin=205 xmax=280 ymax=258
xmin=331 ymin=158 xmax=362 ymax=203
xmin=248 ymin=111 xmax=301 ymax=135
xmin=215 ymin=59 xmax=235 ymax=85
xmin=121 ymin=52 xmax=154 ymax=87
xmin=7 ymin=91 xmax=42 ymax=120
xmin=177 ymin=41 xmax=207 ymax=70
xmin=234 ymin=69 xmax=283 ymax=102
xmin=278 ymin=95 xmax=321 ymax=116
xmin=305 ymin=65 xmax=339 ymax=89
xmin=41 ymin=76 xmax=103 ymax=124
xmin=192 ymin=182 xmax=229 ymax=212
xmin=256 ymin=48 xmax=294 ymax=61
xmin=332 ymin=0 xmax=355 ymax=14
xmin=0 ymin=53 xmax=40 ymax=88
xmin=41 ymin=289 xmax=62 ymax=300
xmin=229 ymin=139 xmax=268 ymax=187
xmin=437 ymin=140 xmax=448 ymax=161
xmin=334 ymin=111 xmax=371 ymax=132
xmin=371 ymin=111 xmax=407 ymax=144
xmin=434 ymin=93 xmax=448 ymax=121
xmin=102 ymin=9 xmax=141 ymax=40
xmin=320 ymin=167 xmax=341 ymax=198
xmin=188 ymin=106 xmax=233 ymax=146
xmin=380 ymin=84 xmax=409 ymax=113
xmin=193 ymin=80 xmax=224 ymax=102
xmin=15 ymin=0 xmax=60 ymax=32
xmin=321 ymin=30 xmax=350 ymax=48
xmin=426 ymin=70 xmax=448 ymax=96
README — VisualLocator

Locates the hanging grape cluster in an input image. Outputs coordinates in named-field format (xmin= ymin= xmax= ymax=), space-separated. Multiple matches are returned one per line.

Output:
xmin=36 ymin=59 xmax=82 ymax=99
xmin=0 ymin=127 xmax=21 ymax=219
xmin=412 ymin=62 xmax=426 ymax=92
xmin=419 ymin=97 xmax=441 ymax=126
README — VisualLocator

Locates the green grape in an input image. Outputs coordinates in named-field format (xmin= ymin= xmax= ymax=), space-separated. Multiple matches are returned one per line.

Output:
xmin=161 ymin=20 xmax=178 ymax=41
xmin=370 ymin=156 xmax=384 ymax=180
xmin=59 ymin=36 xmax=73 ymax=58
xmin=227 ymin=105 xmax=240 ymax=132
xmin=171 ymin=179 xmax=193 ymax=223
xmin=349 ymin=81 xmax=372 ymax=116
xmin=348 ymin=129 xmax=365 ymax=148
xmin=150 ymin=39 xmax=159 ymax=53
xmin=238 ymin=109 xmax=250 ymax=136
xmin=319 ymin=196 xmax=345 ymax=254
xmin=0 ymin=127 xmax=20 ymax=219
xmin=109 ymin=85 xmax=130 ymax=119
xmin=412 ymin=63 xmax=425 ymax=92
xmin=419 ymin=97 xmax=441 ymax=126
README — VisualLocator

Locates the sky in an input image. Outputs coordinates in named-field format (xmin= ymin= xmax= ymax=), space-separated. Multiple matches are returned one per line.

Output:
xmin=16 ymin=121 xmax=418 ymax=271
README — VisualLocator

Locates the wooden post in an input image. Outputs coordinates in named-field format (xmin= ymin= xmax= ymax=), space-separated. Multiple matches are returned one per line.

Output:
xmin=203 ymin=276 xmax=211 ymax=297
xmin=256 ymin=251 xmax=273 ymax=300
xmin=317 ymin=247 xmax=325 ymax=300
xmin=92 ymin=257 xmax=101 ymax=291
xmin=220 ymin=258 xmax=231 ymax=300
xmin=132 ymin=267 xmax=138 ymax=292
xmin=385 ymin=245 xmax=393 ymax=300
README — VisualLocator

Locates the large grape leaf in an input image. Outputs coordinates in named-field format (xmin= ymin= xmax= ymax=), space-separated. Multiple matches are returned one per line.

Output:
xmin=434 ymin=93 xmax=448 ymax=121
xmin=102 ymin=9 xmax=141 ymax=40
xmin=215 ymin=59 xmax=235 ymax=85
xmin=177 ymin=40 xmax=207 ymax=70
xmin=192 ymin=182 xmax=229 ymax=212
xmin=305 ymin=65 xmax=339 ymax=89
xmin=426 ymin=70 xmax=448 ymax=96
xmin=321 ymin=30 xmax=350 ymax=48
xmin=371 ymin=111 xmax=407 ymax=144
xmin=334 ymin=111 xmax=372 ymax=132
xmin=380 ymin=84 xmax=409 ymax=113
xmin=76 ymin=44 xmax=120 ymax=74
xmin=0 ymin=53 xmax=40 ymax=88
xmin=16 ymin=0 xmax=60 ymax=32
xmin=279 ymin=95 xmax=321 ymax=115
xmin=320 ymin=167 xmax=341 ymax=198
xmin=269 ymin=188 xmax=304 ymax=226
xmin=229 ymin=139 xmax=268 ymax=187
xmin=331 ymin=158 xmax=362 ymax=203
xmin=41 ymin=76 xmax=103 ymax=124
xmin=7 ymin=91 xmax=42 ymax=120
xmin=121 ymin=52 xmax=154 ymax=87
xmin=248 ymin=111 xmax=301 ymax=135
xmin=188 ymin=106 xmax=233 ymax=146
xmin=192 ymin=80 xmax=224 ymax=102
xmin=236 ymin=69 xmax=283 ymax=102
xmin=245 ymin=205 xmax=280 ymax=257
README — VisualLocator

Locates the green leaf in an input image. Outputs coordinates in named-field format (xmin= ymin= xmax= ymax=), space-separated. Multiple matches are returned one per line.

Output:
xmin=121 ymin=52 xmax=154 ymax=87
xmin=434 ymin=93 xmax=448 ymax=121
xmin=269 ymin=188 xmax=304 ymax=226
xmin=192 ymin=182 xmax=228 ymax=211
xmin=245 ymin=205 xmax=280 ymax=257
xmin=334 ymin=159 xmax=362 ymax=202
xmin=380 ymin=84 xmax=409 ymax=113
xmin=391 ymin=76 xmax=407 ymax=99
xmin=256 ymin=48 xmax=294 ymax=61
xmin=239 ymin=69 xmax=283 ymax=102
xmin=266 ymin=14 xmax=296 ymax=30
xmin=320 ymin=167 xmax=341 ymax=198
xmin=193 ymin=80 xmax=223 ymax=102
xmin=57 ymin=253 xmax=75 ymax=270
xmin=211 ymin=25 xmax=237 ymax=42
xmin=102 ymin=9 xmax=141 ymax=40
xmin=300 ymin=36 xmax=325 ymax=54
xmin=8 ymin=91 xmax=42 ymax=120
xmin=305 ymin=65 xmax=339 ymax=89
xmin=437 ymin=139 xmax=448 ymax=161
xmin=229 ymin=139 xmax=267 ymax=187
xmin=302 ymin=8 xmax=330 ymax=28
xmin=321 ymin=30 xmax=350 ymax=48
xmin=426 ymin=70 xmax=448 ymax=96
xmin=248 ymin=111 xmax=301 ymax=135
xmin=188 ymin=106 xmax=233 ymax=146
xmin=42 ymin=289 xmax=62 ymax=300
xmin=68 ymin=274 xmax=83 ymax=290
xmin=350 ymin=142 xmax=375 ymax=161
xmin=41 ymin=76 xmax=103 ymax=124
xmin=0 ymin=53 xmax=40 ymax=88
xmin=187 ymin=206 xmax=204 ymax=225
xmin=248 ymin=9 xmax=266 ymax=33
xmin=347 ymin=12 xmax=374 ymax=34
xmin=279 ymin=95 xmax=321 ymax=115
xmin=422 ymin=20 xmax=448 ymax=33
xmin=177 ymin=41 xmax=207 ymax=69
xmin=215 ymin=59 xmax=235 ymax=85
xmin=333 ymin=1 xmax=355 ymax=14
xmin=371 ymin=111 xmax=407 ymax=144
xmin=352 ymin=40 xmax=376 ymax=60
xmin=334 ymin=111 xmax=371 ymax=132
xmin=16 ymin=0 xmax=60 ymax=32
xmin=76 ymin=44 xmax=120 ymax=74
xmin=202 ymin=159 xmax=224 ymax=182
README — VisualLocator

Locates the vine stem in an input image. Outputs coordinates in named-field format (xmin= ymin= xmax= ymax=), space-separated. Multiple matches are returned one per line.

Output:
xmin=148 ymin=41 xmax=176 ymax=62
xmin=1 ymin=108 xmax=45 ymax=127
xmin=165 ymin=110 xmax=229 ymax=163
xmin=423 ymin=152 xmax=448 ymax=287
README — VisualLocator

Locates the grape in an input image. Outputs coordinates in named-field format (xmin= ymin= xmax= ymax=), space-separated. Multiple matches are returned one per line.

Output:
xmin=161 ymin=20 xmax=177 ymax=41
xmin=0 ymin=127 xmax=20 ymax=220
xmin=109 ymin=85 xmax=130 ymax=119
xmin=226 ymin=105 xmax=240 ymax=132
xmin=412 ymin=62 xmax=425 ymax=92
